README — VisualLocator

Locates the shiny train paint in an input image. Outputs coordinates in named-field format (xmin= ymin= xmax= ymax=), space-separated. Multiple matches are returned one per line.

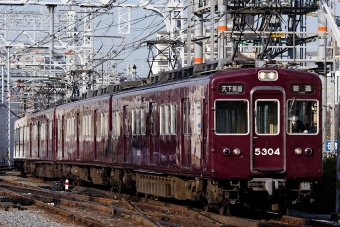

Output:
xmin=13 ymin=67 xmax=322 ymax=214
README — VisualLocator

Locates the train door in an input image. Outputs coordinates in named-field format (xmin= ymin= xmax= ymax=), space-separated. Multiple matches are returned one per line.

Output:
xmin=181 ymin=98 xmax=191 ymax=168
xmin=38 ymin=121 xmax=40 ymax=159
xmin=62 ymin=116 xmax=65 ymax=159
xmin=123 ymin=106 xmax=131 ymax=163
xmin=29 ymin=123 xmax=32 ymax=158
xmin=202 ymin=99 xmax=207 ymax=169
xmin=251 ymin=88 xmax=285 ymax=172
xmin=148 ymin=102 xmax=157 ymax=165
xmin=76 ymin=112 xmax=80 ymax=159
xmin=94 ymin=110 xmax=97 ymax=160
xmin=46 ymin=120 xmax=49 ymax=159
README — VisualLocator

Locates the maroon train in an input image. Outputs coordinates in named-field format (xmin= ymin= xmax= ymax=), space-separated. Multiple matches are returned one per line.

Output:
xmin=14 ymin=66 xmax=322 ymax=214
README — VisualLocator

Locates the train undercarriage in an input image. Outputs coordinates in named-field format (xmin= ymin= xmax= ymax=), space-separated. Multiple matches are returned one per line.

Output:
xmin=15 ymin=160 xmax=314 ymax=216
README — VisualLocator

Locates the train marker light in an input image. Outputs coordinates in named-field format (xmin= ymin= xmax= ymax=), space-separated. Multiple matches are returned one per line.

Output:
xmin=233 ymin=148 xmax=241 ymax=156
xmin=65 ymin=179 xmax=69 ymax=190
xmin=305 ymin=148 xmax=313 ymax=156
xmin=258 ymin=70 xmax=278 ymax=81
xmin=294 ymin=148 xmax=302 ymax=155
xmin=222 ymin=148 xmax=231 ymax=156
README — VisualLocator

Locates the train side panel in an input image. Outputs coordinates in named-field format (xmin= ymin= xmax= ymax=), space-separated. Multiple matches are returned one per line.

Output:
xmin=110 ymin=78 xmax=209 ymax=174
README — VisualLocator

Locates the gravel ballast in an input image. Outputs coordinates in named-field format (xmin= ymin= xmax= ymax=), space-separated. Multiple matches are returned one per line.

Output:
xmin=0 ymin=210 xmax=78 ymax=227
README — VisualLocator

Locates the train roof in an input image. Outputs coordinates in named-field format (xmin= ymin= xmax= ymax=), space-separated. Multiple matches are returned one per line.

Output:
xmin=18 ymin=59 xmax=320 ymax=117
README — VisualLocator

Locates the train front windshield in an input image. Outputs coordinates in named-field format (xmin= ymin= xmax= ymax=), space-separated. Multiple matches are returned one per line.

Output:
xmin=287 ymin=100 xmax=318 ymax=134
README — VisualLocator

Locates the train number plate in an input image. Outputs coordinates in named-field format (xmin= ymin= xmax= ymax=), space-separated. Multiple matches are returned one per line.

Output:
xmin=255 ymin=148 xmax=280 ymax=155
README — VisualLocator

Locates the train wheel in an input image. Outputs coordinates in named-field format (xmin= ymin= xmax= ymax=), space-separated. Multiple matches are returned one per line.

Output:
xmin=279 ymin=202 xmax=288 ymax=216
xmin=219 ymin=201 xmax=230 ymax=215
xmin=203 ymin=200 xmax=210 ymax=212
xmin=117 ymin=178 xmax=124 ymax=194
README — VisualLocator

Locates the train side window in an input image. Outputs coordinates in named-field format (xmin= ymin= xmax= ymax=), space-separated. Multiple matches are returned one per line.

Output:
xmin=66 ymin=118 xmax=69 ymax=137
xmin=14 ymin=128 xmax=18 ymax=156
xmin=67 ymin=117 xmax=75 ymax=137
xmin=194 ymin=101 xmax=201 ymax=134
xmin=40 ymin=122 xmax=45 ymax=140
xmin=112 ymin=111 xmax=121 ymax=136
xmin=100 ymin=113 xmax=103 ymax=136
xmin=151 ymin=104 xmax=157 ymax=135
xmin=165 ymin=105 xmax=170 ymax=134
xmin=215 ymin=100 xmax=248 ymax=134
xmin=25 ymin=126 xmax=30 ymax=142
xmin=105 ymin=112 xmax=108 ymax=135
xmin=26 ymin=125 xmax=29 ymax=142
xmin=160 ymin=105 xmax=165 ymax=135
xmin=183 ymin=101 xmax=191 ymax=135
xmin=22 ymin=127 xmax=24 ymax=143
xmin=136 ymin=109 xmax=141 ymax=135
xmin=58 ymin=119 xmax=61 ymax=140
xmin=72 ymin=117 xmax=75 ymax=136
xmin=33 ymin=124 xmax=37 ymax=139
xmin=23 ymin=126 xmax=26 ymax=142
xmin=256 ymin=100 xmax=279 ymax=135
xmin=141 ymin=108 xmax=146 ymax=135
xmin=124 ymin=110 xmax=130 ymax=135
xmin=287 ymin=100 xmax=318 ymax=134
xmin=82 ymin=115 xmax=86 ymax=136
xmin=160 ymin=104 xmax=175 ymax=135
xmin=101 ymin=112 xmax=108 ymax=136
xmin=49 ymin=121 xmax=52 ymax=140
xmin=132 ymin=110 xmax=135 ymax=135
xmin=171 ymin=104 xmax=176 ymax=134
xmin=132 ymin=108 xmax=145 ymax=135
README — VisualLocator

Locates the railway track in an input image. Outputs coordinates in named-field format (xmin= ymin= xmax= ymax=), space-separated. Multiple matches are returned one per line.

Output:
xmin=0 ymin=171 xmax=336 ymax=227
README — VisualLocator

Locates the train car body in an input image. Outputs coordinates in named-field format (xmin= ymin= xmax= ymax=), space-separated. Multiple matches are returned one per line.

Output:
xmin=14 ymin=67 xmax=322 ymax=214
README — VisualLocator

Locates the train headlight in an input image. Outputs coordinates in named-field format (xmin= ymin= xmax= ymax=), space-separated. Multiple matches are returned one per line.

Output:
xmin=305 ymin=148 xmax=313 ymax=156
xmin=259 ymin=72 xmax=266 ymax=79
xmin=268 ymin=72 xmax=276 ymax=79
xmin=222 ymin=148 xmax=231 ymax=156
xmin=294 ymin=148 xmax=302 ymax=155
xmin=233 ymin=148 xmax=241 ymax=156
xmin=258 ymin=70 xmax=278 ymax=81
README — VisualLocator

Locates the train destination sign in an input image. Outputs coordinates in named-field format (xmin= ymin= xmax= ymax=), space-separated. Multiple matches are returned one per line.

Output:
xmin=290 ymin=84 xmax=314 ymax=94
xmin=218 ymin=83 xmax=244 ymax=94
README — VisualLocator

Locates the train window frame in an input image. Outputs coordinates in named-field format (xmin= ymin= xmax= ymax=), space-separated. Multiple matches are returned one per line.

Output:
xmin=141 ymin=108 xmax=146 ymax=135
xmin=194 ymin=101 xmax=201 ymax=135
xmin=132 ymin=109 xmax=135 ymax=135
xmin=49 ymin=121 xmax=52 ymax=140
xmin=160 ymin=103 xmax=177 ymax=135
xmin=112 ymin=110 xmax=121 ymax=136
xmin=132 ymin=108 xmax=145 ymax=136
xmin=82 ymin=115 xmax=86 ymax=137
xmin=100 ymin=112 xmax=109 ymax=136
xmin=40 ymin=122 xmax=46 ymax=140
xmin=287 ymin=99 xmax=318 ymax=135
xmin=14 ymin=128 xmax=18 ymax=157
xmin=160 ymin=105 xmax=165 ymax=135
xmin=214 ymin=99 xmax=249 ymax=135
xmin=33 ymin=124 xmax=38 ymax=139
xmin=170 ymin=104 xmax=176 ymax=134
xmin=255 ymin=99 xmax=280 ymax=135
xmin=151 ymin=103 xmax=157 ymax=135
xmin=182 ymin=100 xmax=191 ymax=135
xmin=26 ymin=125 xmax=30 ymax=142
xmin=165 ymin=105 xmax=170 ymax=134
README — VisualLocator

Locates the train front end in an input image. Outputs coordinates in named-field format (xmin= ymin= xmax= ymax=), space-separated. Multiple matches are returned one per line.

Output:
xmin=208 ymin=68 xmax=322 ymax=213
